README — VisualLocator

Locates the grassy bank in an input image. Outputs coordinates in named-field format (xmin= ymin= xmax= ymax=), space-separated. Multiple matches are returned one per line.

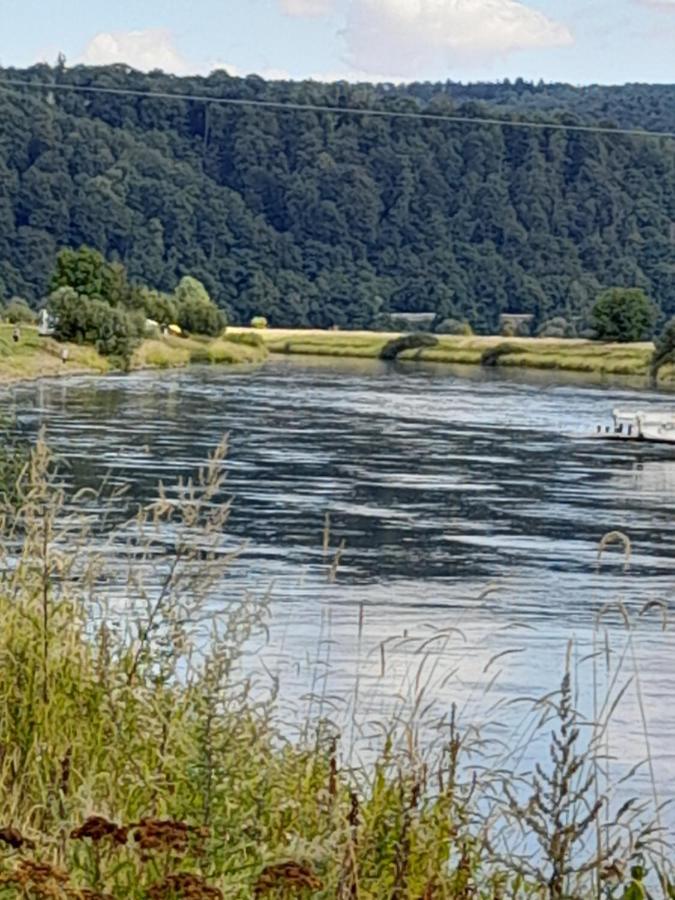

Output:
xmin=130 ymin=330 xmax=268 ymax=370
xmin=231 ymin=327 xmax=675 ymax=384
xmin=0 ymin=439 xmax=667 ymax=899
xmin=0 ymin=326 xmax=267 ymax=384
xmin=0 ymin=325 xmax=110 ymax=382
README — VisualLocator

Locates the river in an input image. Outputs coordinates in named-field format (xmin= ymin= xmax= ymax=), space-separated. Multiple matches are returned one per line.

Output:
xmin=5 ymin=357 xmax=675 ymax=824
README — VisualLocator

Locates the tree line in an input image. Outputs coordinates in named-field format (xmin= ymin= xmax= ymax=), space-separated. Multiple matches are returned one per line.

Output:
xmin=47 ymin=246 xmax=225 ymax=365
xmin=0 ymin=64 xmax=673 ymax=333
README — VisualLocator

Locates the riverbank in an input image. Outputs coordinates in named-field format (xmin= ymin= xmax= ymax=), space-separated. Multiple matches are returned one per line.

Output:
xmin=0 ymin=325 xmax=267 ymax=384
xmin=230 ymin=327 xmax=675 ymax=386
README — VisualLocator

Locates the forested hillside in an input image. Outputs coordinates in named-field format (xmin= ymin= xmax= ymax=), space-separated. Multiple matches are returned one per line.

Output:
xmin=1 ymin=65 xmax=674 ymax=331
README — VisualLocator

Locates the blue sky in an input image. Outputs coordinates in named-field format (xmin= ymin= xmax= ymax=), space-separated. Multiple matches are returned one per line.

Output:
xmin=2 ymin=0 xmax=675 ymax=85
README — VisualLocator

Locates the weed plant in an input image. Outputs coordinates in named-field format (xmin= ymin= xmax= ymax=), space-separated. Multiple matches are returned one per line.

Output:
xmin=0 ymin=439 xmax=669 ymax=897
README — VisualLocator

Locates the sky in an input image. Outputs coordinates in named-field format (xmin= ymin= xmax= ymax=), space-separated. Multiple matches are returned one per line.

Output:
xmin=1 ymin=0 xmax=675 ymax=85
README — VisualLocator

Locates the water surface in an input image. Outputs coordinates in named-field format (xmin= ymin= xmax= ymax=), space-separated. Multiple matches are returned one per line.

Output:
xmin=6 ymin=359 xmax=675 ymax=817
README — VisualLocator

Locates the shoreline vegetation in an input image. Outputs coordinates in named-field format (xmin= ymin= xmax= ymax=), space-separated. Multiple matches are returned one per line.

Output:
xmin=4 ymin=247 xmax=674 ymax=390
xmin=0 ymin=325 xmax=268 ymax=385
xmin=3 ymin=67 xmax=674 ymax=338
xmin=5 ymin=323 xmax=675 ymax=390
xmin=0 ymin=438 xmax=669 ymax=898
xmin=231 ymin=327 xmax=675 ymax=388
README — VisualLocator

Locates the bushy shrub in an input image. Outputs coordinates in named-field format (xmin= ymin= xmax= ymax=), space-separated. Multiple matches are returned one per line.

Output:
xmin=380 ymin=332 xmax=438 ymax=360
xmin=651 ymin=316 xmax=675 ymax=381
xmin=137 ymin=288 xmax=178 ymax=327
xmin=174 ymin=277 xmax=227 ymax=337
xmin=435 ymin=317 xmax=473 ymax=335
xmin=3 ymin=297 xmax=36 ymax=324
xmin=50 ymin=246 xmax=130 ymax=306
xmin=48 ymin=287 xmax=139 ymax=362
xmin=537 ymin=316 xmax=575 ymax=339
xmin=592 ymin=287 xmax=656 ymax=342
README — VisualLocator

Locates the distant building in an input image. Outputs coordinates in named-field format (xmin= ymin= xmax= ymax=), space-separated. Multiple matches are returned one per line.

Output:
xmin=390 ymin=311 xmax=436 ymax=331
xmin=499 ymin=313 xmax=534 ymax=336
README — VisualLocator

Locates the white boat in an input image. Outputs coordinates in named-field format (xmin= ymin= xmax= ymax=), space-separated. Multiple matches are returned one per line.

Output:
xmin=592 ymin=407 xmax=675 ymax=443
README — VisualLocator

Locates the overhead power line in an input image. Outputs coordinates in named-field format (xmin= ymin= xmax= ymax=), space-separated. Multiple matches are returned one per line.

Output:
xmin=1 ymin=76 xmax=674 ymax=141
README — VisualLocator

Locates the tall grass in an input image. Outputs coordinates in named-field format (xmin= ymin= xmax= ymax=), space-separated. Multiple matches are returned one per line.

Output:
xmin=230 ymin=328 xmax=657 ymax=381
xmin=0 ymin=439 xmax=669 ymax=898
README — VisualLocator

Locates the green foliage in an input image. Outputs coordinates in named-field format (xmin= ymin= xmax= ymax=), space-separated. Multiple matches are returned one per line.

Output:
xmin=435 ymin=317 xmax=473 ymax=335
xmin=50 ymin=246 xmax=130 ymax=307
xmin=0 ymin=420 xmax=29 ymax=505
xmin=1 ymin=66 xmax=674 ymax=331
xmin=174 ymin=276 xmax=227 ymax=337
xmin=592 ymin=288 xmax=657 ymax=343
xmin=481 ymin=342 xmax=521 ymax=367
xmin=380 ymin=332 xmax=438 ymax=360
xmin=48 ymin=286 xmax=138 ymax=362
xmin=2 ymin=297 xmax=36 ymax=324
xmin=651 ymin=316 xmax=675 ymax=381
xmin=537 ymin=316 xmax=575 ymax=338
xmin=137 ymin=287 xmax=178 ymax=327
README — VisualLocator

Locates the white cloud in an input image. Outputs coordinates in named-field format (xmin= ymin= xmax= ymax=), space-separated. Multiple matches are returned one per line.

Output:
xmin=79 ymin=35 xmax=293 ymax=80
xmin=280 ymin=0 xmax=335 ymax=15
xmin=342 ymin=0 xmax=574 ymax=75
xmin=80 ymin=29 xmax=192 ymax=74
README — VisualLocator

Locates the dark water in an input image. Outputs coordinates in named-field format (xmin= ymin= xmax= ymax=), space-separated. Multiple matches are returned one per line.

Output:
xmin=5 ymin=358 xmax=675 ymax=817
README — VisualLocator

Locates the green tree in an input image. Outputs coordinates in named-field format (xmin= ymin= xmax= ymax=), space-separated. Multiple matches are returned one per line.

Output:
xmin=174 ymin=276 xmax=226 ymax=336
xmin=591 ymin=288 xmax=656 ymax=343
xmin=435 ymin=318 xmax=473 ymax=336
xmin=3 ymin=297 xmax=36 ymax=324
xmin=650 ymin=317 xmax=675 ymax=383
xmin=537 ymin=317 xmax=574 ymax=339
xmin=3 ymin=65 xmax=675 ymax=329
xmin=138 ymin=288 xmax=178 ymax=327
xmin=50 ymin=246 xmax=130 ymax=307
xmin=48 ymin=287 xmax=138 ymax=362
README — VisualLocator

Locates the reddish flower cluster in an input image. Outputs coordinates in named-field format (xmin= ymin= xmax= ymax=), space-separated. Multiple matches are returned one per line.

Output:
xmin=147 ymin=872 xmax=223 ymax=899
xmin=70 ymin=817 xmax=128 ymax=846
xmin=254 ymin=861 xmax=323 ymax=896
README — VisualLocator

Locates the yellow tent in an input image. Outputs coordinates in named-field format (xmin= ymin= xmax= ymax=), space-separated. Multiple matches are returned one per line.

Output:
xmin=168 ymin=323 xmax=183 ymax=336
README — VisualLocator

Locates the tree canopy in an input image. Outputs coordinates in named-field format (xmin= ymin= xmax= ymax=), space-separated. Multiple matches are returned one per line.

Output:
xmin=174 ymin=276 xmax=227 ymax=336
xmin=1 ymin=65 xmax=674 ymax=331
xmin=47 ymin=247 xmax=225 ymax=362
xmin=591 ymin=288 xmax=657 ymax=343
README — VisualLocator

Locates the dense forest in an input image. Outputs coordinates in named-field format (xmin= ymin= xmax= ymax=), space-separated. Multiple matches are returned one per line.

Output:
xmin=0 ymin=64 xmax=674 ymax=331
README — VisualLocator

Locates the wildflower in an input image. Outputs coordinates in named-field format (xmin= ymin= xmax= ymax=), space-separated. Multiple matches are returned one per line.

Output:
xmin=0 ymin=826 xmax=34 ymax=850
xmin=254 ymin=861 xmax=323 ymax=896
xmin=147 ymin=872 xmax=223 ymax=899
xmin=129 ymin=819 xmax=209 ymax=858
xmin=70 ymin=816 xmax=128 ymax=846
xmin=0 ymin=858 xmax=70 ymax=895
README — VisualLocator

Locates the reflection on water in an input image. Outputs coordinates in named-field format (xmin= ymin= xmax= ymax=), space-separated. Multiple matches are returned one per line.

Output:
xmin=4 ymin=359 xmax=675 ymax=816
